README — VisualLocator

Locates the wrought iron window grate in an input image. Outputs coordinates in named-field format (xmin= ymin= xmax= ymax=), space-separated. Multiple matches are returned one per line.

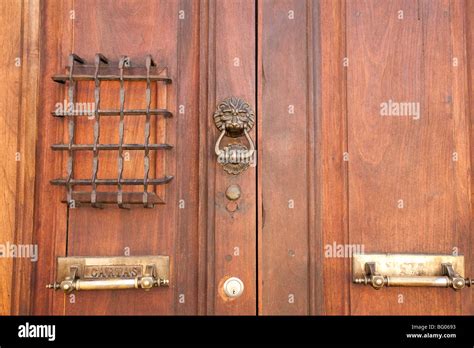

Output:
xmin=51 ymin=53 xmax=173 ymax=209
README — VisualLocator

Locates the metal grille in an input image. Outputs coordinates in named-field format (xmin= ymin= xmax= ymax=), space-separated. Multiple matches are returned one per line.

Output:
xmin=51 ymin=53 xmax=173 ymax=208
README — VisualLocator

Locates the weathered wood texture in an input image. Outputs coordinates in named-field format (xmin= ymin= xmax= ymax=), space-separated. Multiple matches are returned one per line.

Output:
xmin=259 ymin=0 xmax=473 ymax=315
xmin=0 ymin=0 xmax=40 ymax=315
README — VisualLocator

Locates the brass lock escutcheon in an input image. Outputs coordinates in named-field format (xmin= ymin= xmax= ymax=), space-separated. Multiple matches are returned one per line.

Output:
xmin=47 ymin=256 xmax=169 ymax=293
xmin=353 ymin=254 xmax=473 ymax=291
xmin=214 ymin=97 xmax=255 ymax=175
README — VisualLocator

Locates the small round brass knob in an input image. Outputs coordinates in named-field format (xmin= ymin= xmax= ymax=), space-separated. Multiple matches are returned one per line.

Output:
xmin=452 ymin=278 xmax=465 ymax=290
xmin=225 ymin=185 xmax=241 ymax=201
xmin=372 ymin=275 xmax=385 ymax=289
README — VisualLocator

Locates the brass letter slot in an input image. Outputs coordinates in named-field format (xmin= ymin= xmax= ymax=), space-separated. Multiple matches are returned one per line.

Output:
xmin=47 ymin=256 xmax=169 ymax=293
xmin=353 ymin=254 xmax=473 ymax=291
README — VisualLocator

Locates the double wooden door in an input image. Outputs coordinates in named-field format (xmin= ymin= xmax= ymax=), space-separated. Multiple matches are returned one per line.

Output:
xmin=4 ymin=0 xmax=472 ymax=315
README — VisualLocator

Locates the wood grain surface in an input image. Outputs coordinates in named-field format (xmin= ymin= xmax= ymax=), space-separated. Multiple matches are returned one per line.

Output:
xmin=0 ymin=0 xmax=40 ymax=315
xmin=465 ymin=0 xmax=474 ymax=315
xmin=259 ymin=0 xmax=473 ymax=315
xmin=211 ymin=0 xmax=257 ymax=315
xmin=346 ymin=0 xmax=471 ymax=315
xmin=0 ymin=0 xmax=23 ymax=315
xmin=259 ymin=0 xmax=316 ymax=315
xmin=0 ymin=0 xmax=472 ymax=315
xmin=34 ymin=0 xmax=190 ymax=315
xmin=30 ymin=0 xmax=256 ymax=315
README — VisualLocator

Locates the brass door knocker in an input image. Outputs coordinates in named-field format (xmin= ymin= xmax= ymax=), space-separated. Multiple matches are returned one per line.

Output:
xmin=213 ymin=97 xmax=255 ymax=175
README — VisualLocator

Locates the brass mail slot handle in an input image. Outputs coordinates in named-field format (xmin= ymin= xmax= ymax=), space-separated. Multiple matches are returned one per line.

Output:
xmin=352 ymin=254 xmax=473 ymax=291
xmin=47 ymin=256 xmax=170 ymax=293
xmin=354 ymin=273 xmax=473 ymax=290
xmin=47 ymin=267 xmax=169 ymax=293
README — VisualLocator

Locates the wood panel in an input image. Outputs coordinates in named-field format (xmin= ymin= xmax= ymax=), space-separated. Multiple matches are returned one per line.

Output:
xmin=2 ymin=0 xmax=472 ymax=315
xmin=319 ymin=0 xmax=350 ymax=315
xmin=33 ymin=0 xmax=74 ymax=315
xmin=347 ymin=0 xmax=471 ymax=314
xmin=211 ymin=0 xmax=257 ymax=315
xmin=11 ymin=0 xmax=41 ymax=315
xmin=259 ymin=0 xmax=319 ymax=315
xmin=176 ymin=0 xmax=201 ymax=315
xmin=32 ymin=0 xmax=256 ymax=315
xmin=32 ymin=0 xmax=202 ymax=315
xmin=0 ymin=0 xmax=23 ymax=315
xmin=465 ymin=0 xmax=474 ymax=315
xmin=259 ymin=0 xmax=473 ymax=315
xmin=0 ymin=0 xmax=40 ymax=315
xmin=64 ymin=0 xmax=179 ymax=316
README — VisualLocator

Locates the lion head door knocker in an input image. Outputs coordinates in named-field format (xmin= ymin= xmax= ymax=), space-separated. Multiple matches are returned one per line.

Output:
xmin=213 ymin=97 xmax=255 ymax=175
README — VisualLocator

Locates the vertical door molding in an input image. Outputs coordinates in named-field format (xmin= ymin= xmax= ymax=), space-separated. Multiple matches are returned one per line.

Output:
xmin=465 ymin=0 xmax=474 ymax=315
xmin=33 ymin=0 xmax=73 ymax=315
xmin=318 ymin=0 xmax=350 ymax=315
xmin=202 ymin=0 xmax=257 ymax=315
xmin=259 ymin=0 xmax=331 ymax=315
xmin=11 ymin=0 xmax=41 ymax=315
xmin=198 ymin=0 xmax=215 ymax=315
xmin=0 ymin=0 xmax=41 ymax=315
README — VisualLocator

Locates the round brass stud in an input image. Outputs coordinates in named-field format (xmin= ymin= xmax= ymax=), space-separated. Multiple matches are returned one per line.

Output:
xmin=226 ymin=184 xmax=241 ymax=201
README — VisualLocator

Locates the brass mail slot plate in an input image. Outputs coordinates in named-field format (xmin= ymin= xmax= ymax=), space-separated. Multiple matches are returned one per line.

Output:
xmin=56 ymin=256 xmax=169 ymax=282
xmin=353 ymin=253 xmax=465 ymax=279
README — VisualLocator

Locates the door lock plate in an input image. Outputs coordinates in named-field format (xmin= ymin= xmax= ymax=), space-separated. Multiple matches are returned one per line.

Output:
xmin=47 ymin=256 xmax=170 ymax=293
xmin=223 ymin=277 xmax=244 ymax=298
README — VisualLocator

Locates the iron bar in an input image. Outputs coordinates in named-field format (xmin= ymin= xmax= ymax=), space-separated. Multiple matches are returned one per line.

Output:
xmin=52 ymin=74 xmax=171 ymax=83
xmin=91 ymin=53 xmax=109 ymax=208
xmin=61 ymin=192 xmax=163 ymax=205
xmin=117 ymin=56 xmax=128 ymax=209
xmin=52 ymin=109 xmax=172 ymax=117
xmin=51 ymin=176 xmax=173 ymax=186
xmin=66 ymin=54 xmax=85 ymax=206
xmin=51 ymin=144 xmax=172 ymax=151
xmin=143 ymin=55 xmax=155 ymax=208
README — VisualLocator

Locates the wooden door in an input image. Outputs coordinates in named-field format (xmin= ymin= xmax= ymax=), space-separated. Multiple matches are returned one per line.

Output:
xmin=258 ymin=0 xmax=473 ymax=315
xmin=2 ymin=0 xmax=473 ymax=316
xmin=29 ymin=0 xmax=256 ymax=315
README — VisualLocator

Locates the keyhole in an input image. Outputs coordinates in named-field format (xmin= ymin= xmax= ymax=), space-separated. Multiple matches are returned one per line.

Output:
xmin=223 ymin=277 xmax=244 ymax=298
